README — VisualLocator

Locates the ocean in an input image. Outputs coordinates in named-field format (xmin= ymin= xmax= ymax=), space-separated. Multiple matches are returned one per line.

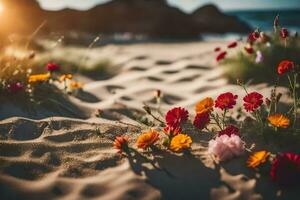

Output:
xmin=227 ymin=9 xmax=300 ymax=33
xmin=203 ymin=9 xmax=300 ymax=41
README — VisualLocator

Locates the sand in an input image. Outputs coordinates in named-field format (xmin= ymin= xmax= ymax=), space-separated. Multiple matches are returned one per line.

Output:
xmin=0 ymin=41 xmax=297 ymax=200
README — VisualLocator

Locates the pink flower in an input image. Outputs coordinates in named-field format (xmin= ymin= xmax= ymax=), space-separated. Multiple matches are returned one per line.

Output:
xmin=255 ymin=51 xmax=263 ymax=63
xmin=208 ymin=135 xmax=245 ymax=161
xmin=46 ymin=63 xmax=60 ymax=72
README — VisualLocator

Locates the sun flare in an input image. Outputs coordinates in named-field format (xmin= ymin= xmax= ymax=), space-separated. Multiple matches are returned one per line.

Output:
xmin=0 ymin=3 xmax=3 ymax=14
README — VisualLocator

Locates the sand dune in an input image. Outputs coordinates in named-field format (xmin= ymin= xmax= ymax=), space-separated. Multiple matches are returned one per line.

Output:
xmin=0 ymin=42 xmax=295 ymax=200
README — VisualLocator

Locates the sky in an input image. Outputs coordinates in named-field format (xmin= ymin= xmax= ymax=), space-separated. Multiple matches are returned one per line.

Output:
xmin=37 ymin=0 xmax=300 ymax=12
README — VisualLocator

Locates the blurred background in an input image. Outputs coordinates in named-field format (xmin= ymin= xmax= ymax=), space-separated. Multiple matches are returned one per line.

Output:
xmin=0 ymin=0 xmax=299 ymax=46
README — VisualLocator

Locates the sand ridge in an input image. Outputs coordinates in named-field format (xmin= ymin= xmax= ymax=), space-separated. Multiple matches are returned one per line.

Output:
xmin=0 ymin=42 xmax=296 ymax=200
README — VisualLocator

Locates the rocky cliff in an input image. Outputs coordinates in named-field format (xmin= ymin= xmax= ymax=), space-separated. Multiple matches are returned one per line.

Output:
xmin=0 ymin=0 xmax=251 ymax=40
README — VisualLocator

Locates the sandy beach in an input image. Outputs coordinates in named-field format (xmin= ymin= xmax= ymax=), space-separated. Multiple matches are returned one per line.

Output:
xmin=1 ymin=41 xmax=298 ymax=200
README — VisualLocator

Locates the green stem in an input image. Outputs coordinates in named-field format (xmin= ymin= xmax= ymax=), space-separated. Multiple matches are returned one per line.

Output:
xmin=288 ymin=74 xmax=298 ymax=127
xmin=210 ymin=113 xmax=223 ymax=131
xmin=222 ymin=109 xmax=227 ymax=129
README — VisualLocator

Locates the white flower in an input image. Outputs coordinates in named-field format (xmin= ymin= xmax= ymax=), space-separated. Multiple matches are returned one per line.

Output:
xmin=208 ymin=135 xmax=245 ymax=161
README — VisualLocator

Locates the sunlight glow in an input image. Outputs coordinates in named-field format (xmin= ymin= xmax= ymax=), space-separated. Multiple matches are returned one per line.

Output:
xmin=0 ymin=3 xmax=4 ymax=14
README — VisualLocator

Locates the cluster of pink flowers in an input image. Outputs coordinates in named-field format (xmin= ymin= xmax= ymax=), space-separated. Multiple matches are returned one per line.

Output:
xmin=208 ymin=134 xmax=244 ymax=161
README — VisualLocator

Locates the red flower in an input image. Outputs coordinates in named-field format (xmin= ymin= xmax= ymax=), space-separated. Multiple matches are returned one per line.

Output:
xmin=216 ymin=51 xmax=227 ymax=62
xmin=218 ymin=125 xmax=240 ymax=137
xmin=113 ymin=136 xmax=129 ymax=154
xmin=214 ymin=47 xmax=221 ymax=52
xmin=163 ymin=126 xmax=181 ymax=136
xmin=227 ymin=41 xmax=238 ymax=48
xmin=193 ymin=112 xmax=210 ymax=130
xmin=243 ymin=92 xmax=263 ymax=112
xmin=248 ymin=31 xmax=260 ymax=43
xmin=270 ymin=152 xmax=300 ymax=186
xmin=215 ymin=92 xmax=238 ymax=110
xmin=46 ymin=63 xmax=60 ymax=72
xmin=7 ymin=82 xmax=24 ymax=93
xmin=280 ymin=28 xmax=289 ymax=39
xmin=165 ymin=107 xmax=189 ymax=129
xmin=244 ymin=46 xmax=254 ymax=54
xmin=277 ymin=60 xmax=294 ymax=75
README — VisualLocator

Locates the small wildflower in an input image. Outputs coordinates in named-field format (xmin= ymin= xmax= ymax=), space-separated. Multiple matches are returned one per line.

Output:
xmin=113 ymin=136 xmax=129 ymax=154
xmin=165 ymin=107 xmax=189 ymax=129
xmin=193 ymin=112 xmax=210 ymax=130
xmin=60 ymin=74 xmax=73 ymax=82
xmin=170 ymin=134 xmax=192 ymax=152
xmin=215 ymin=92 xmax=238 ymax=110
xmin=28 ymin=73 xmax=51 ymax=83
xmin=136 ymin=130 xmax=160 ymax=149
xmin=195 ymin=97 xmax=214 ymax=114
xmin=216 ymin=51 xmax=227 ymax=62
xmin=243 ymin=92 xmax=263 ymax=112
xmin=277 ymin=60 xmax=294 ymax=75
xmin=227 ymin=41 xmax=238 ymax=48
xmin=46 ymin=63 xmax=60 ymax=72
xmin=247 ymin=150 xmax=270 ymax=168
xmin=280 ymin=28 xmax=289 ymax=39
xmin=268 ymin=114 xmax=290 ymax=128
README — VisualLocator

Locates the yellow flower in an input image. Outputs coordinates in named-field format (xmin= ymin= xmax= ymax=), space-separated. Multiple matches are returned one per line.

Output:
xmin=136 ymin=129 xmax=160 ymax=149
xmin=70 ymin=81 xmax=84 ymax=90
xmin=28 ymin=73 xmax=51 ymax=83
xmin=268 ymin=114 xmax=290 ymax=128
xmin=195 ymin=97 xmax=214 ymax=114
xmin=247 ymin=150 xmax=270 ymax=168
xmin=60 ymin=74 xmax=73 ymax=82
xmin=170 ymin=134 xmax=192 ymax=152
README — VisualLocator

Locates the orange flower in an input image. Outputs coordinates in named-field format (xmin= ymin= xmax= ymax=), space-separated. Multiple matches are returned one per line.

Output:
xmin=136 ymin=130 xmax=160 ymax=149
xmin=28 ymin=73 xmax=51 ymax=83
xmin=70 ymin=81 xmax=84 ymax=90
xmin=268 ymin=114 xmax=290 ymax=128
xmin=170 ymin=134 xmax=192 ymax=152
xmin=113 ymin=136 xmax=129 ymax=154
xmin=247 ymin=151 xmax=270 ymax=168
xmin=60 ymin=74 xmax=73 ymax=82
xmin=195 ymin=97 xmax=214 ymax=114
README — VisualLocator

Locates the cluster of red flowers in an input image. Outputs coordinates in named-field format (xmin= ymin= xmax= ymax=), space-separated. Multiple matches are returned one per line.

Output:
xmin=270 ymin=152 xmax=300 ymax=186
xmin=215 ymin=41 xmax=239 ymax=62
